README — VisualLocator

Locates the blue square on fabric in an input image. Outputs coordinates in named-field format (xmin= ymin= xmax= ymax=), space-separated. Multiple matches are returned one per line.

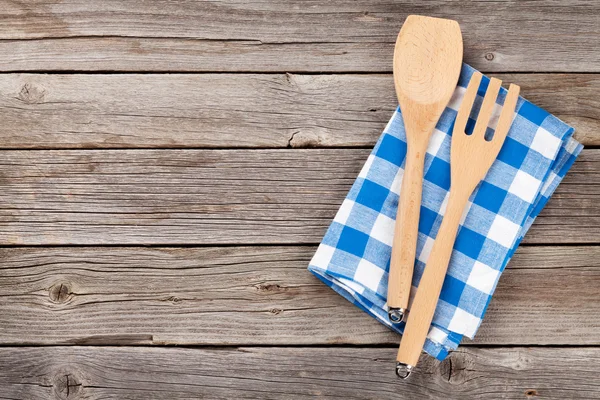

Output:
xmin=446 ymin=252 xmax=475 ymax=282
xmin=474 ymin=181 xmax=507 ymax=213
xmin=518 ymin=101 xmax=549 ymax=126
xmin=376 ymin=134 xmax=406 ymax=167
xmin=424 ymin=158 xmax=451 ymax=190
xmin=435 ymin=108 xmax=458 ymax=137
xmin=322 ymin=222 xmax=344 ymax=247
xmin=478 ymin=239 xmax=510 ymax=270
xmin=330 ymin=249 xmax=361 ymax=274
xmin=380 ymin=191 xmax=399 ymax=220
xmin=454 ymin=227 xmax=486 ymax=260
xmin=363 ymin=237 xmax=392 ymax=267
xmin=440 ymin=275 xmax=466 ymax=307
xmin=336 ymin=226 xmax=370 ymax=258
xmin=345 ymin=178 xmax=363 ymax=202
xmin=344 ymin=202 xmax=379 ymax=235
xmin=497 ymin=137 xmax=529 ymax=169
xmin=461 ymin=203 xmax=496 ymax=238
xmin=463 ymin=117 xmax=476 ymax=136
xmin=411 ymin=259 xmax=427 ymax=286
xmin=366 ymin=156 xmax=400 ymax=188
xmin=497 ymin=192 xmax=529 ymax=225
xmin=457 ymin=285 xmax=488 ymax=316
xmin=355 ymin=180 xmax=389 ymax=212
xmin=418 ymin=206 xmax=439 ymax=236
xmin=431 ymin=299 xmax=456 ymax=328
xmin=520 ymin=150 xmax=551 ymax=181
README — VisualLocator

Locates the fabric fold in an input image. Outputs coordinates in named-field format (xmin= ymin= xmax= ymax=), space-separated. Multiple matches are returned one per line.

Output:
xmin=308 ymin=64 xmax=582 ymax=360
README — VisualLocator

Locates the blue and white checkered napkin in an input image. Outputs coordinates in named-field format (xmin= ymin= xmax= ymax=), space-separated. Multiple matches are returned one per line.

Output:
xmin=308 ymin=64 xmax=582 ymax=360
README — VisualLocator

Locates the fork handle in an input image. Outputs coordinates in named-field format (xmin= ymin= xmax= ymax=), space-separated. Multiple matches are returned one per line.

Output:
xmin=387 ymin=142 xmax=427 ymax=321
xmin=397 ymin=188 xmax=470 ymax=370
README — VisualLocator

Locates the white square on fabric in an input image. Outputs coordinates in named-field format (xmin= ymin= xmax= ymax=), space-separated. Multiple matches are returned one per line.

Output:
xmin=390 ymin=168 xmax=404 ymax=195
xmin=530 ymin=127 xmax=562 ymax=159
xmin=426 ymin=129 xmax=446 ymax=157
xmin=460 ymin=201 xmax=472 ymax=226
xmin=447 ymin=85 xmax=466 ymax=111
xmin=508 ymin=170 xmax=541 ymax=203
xmin=418 ymin=236 xmax=435 ymax=263
xmin=358 ymin=155 xmax=375 ymax=179
xmin=447 ymin=308 xmax=480 ymax=338
xmin=486 ymin=103 xmax=504 ymax=131
xmin=333 ymin=199 xmax=354 ymax=225
xmin=370 ymin=213 xmax=395 ymax=246
xmin=354 ymin=259 xmax=384 ymax=292
xmin=309 ymin=244 xmax=335 ymax=269
xmin=487 ymin=214 xmax=521 ymax=248
xmin=339 ymin=277 xmax=365 ymax=295
xmin=438 ymin=192 xmax=450 ymax=215
xmin=427 ymin=326 xmax=448 ymax=345
xmin=466 ymin=261 xmax=500 ymax=295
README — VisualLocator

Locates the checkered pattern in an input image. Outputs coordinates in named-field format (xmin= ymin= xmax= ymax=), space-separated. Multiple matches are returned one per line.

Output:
xmin=308 ymin=64 xmax=583 ymax=360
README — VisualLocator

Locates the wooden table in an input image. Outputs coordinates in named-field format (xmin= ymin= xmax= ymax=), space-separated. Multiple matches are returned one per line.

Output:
xmin=0 ymin=1 xmax=598 ymax=399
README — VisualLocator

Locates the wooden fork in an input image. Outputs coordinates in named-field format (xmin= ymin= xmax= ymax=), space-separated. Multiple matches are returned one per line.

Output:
xmin=395 ymin=72 xmax=520 ymax=378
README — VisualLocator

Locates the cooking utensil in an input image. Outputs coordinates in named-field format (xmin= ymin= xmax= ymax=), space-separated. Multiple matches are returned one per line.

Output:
xmin=396 ymin=72 xmax=520 ymax=378
xmin=387 ymin=15 xmax=463 ymax=323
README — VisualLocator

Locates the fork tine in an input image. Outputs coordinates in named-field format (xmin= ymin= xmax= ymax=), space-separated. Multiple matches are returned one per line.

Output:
xmin=491 ymin=83 xmax=520 ymax=148
xmin=453 ymin=72 xmax=482 ymax=136
xmin=472 ymin=77 xmax=502 ymax=139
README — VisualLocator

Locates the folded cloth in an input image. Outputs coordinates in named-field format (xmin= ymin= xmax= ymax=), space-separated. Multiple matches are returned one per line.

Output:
xmin=308 ymin=64 xmax=582 ymax=360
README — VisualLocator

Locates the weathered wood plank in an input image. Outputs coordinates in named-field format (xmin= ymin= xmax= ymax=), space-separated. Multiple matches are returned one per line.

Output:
xmin=1 ymin=346 xmax=598 ymax=399
xmin=0 ymin=73 xmax=597 ymax=149
xmin=0 ymin=1 xmax=599 ymax=72
xmin=0 ymin=245 xmax=598 ymax=346
xmin=0 ymin=149 xmax=595 ymax=245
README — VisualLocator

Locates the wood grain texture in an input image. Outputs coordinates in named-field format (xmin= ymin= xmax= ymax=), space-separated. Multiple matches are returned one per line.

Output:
xmin=0 ymin=73 xmax=596 ymax=149
xmin=0 ymin=148 xmax=593 ymax=245
xmin=0 ymin=0 xmax=599 ymax=72
xmin=0 ymin=245 xmax=598 ymax=346
xmin=0 ymin=346 xmax=598 ymax=399
xmin=0 ymin=149 xmax=595 ymax=245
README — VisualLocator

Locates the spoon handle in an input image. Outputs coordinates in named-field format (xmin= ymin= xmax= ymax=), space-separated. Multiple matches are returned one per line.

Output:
xmin=387 ymin=141 xmax=427 ymax=322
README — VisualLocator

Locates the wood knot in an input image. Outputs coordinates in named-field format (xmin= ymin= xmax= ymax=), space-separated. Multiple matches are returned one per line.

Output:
xmin=525 ymin=389 xmax=538 ymax=397
xmin=438 ymin=353 xmax=468 ymax=385
xmin=17 ymin=82 xmax=46 ymax=104
xmin=269 ymin=308 xmax=282 ymax=315
xmin=49 ymin=282 xmax=72 ymax=303
xmin=163 ymin=295 xmax=182 ymax=303
xmin=255 ymin=283 xmax=282 ymax=293
xmin=353 ymin=11 xmax=384 ymax=22
xmin=53 ymin=373 xmax=82 ymax=399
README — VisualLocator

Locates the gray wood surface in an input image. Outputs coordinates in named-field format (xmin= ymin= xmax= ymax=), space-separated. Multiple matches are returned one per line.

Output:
xmin=0 ymin=73 xmax=597 ymax=149
xmin=0 ymin=1 xmax=598 ymax=398
xmin=0 ymin=245 xmax=598 ymax=346
xmin=1 ymin=346 xmax=598 ymax=399
xmin=0 ymin=1 xmax=599 ymax=72
xmin=0 ymin=149 xmax=596 ymax=245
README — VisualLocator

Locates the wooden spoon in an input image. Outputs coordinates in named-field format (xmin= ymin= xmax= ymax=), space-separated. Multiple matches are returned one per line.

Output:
xmin=387 ymin=15 xmax=463 ymax=324
xmin=396 ymin=72 xmax=521 ymax=378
